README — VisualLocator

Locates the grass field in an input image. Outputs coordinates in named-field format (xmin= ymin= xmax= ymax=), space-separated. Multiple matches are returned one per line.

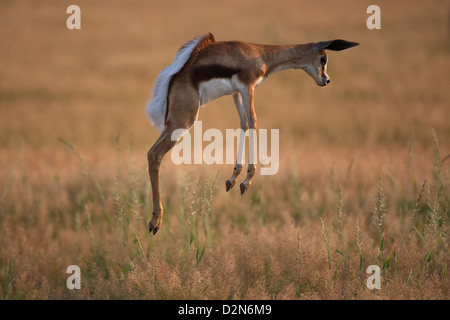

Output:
xmin=0 ymin=0 xmax=449 ymax=299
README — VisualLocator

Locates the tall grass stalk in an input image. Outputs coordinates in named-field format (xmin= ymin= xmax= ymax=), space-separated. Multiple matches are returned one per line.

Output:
xmin=204 ymin=171 xmax=219 ymax=247
xmin=127 ymin=142 xmax=143 ymax=221
xmin=373 ymin=176 xmax=388 ymax=264
xmin=131 ymin=224 xmax=146 ymax=259
xmin=336 ymin=185 xmax=346 ymax=252
xmin=406 ymin=138 xmax=415 ymax=183
xmin=355 ymin=217 xmax=364 ymax=272
xmin=195 ymin=181 xmax=209 ymax=267
xmin=402 ymin=179 xmax=427 ymax=247
xmin=183 ymin=178 xmax=199 ymax=282
xmin=295 ymin=229 xmax=302 ymax=298
xmin=425 ymin=184 xmax=448 ymax=255
xmin=85 ymin=205 xmax=95 ymax=246
xmin=373 ymin=177 xmax=387 ymax=238
xmin=321 ymin=218 xmax=331 ymax=270
xmin=113 ymin=177 xmax=128 ymax=260
xmin=194 ymin=173 xmax=218 ymax=267
xmin=1 ymin=255 xmax=15 ymax=299
xmin=431 ymin=129 xmax=442 ymax=187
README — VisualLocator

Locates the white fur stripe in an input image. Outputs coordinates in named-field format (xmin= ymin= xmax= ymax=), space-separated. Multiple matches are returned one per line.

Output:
xmin=146 ymin=35 xmax=205 ymax=132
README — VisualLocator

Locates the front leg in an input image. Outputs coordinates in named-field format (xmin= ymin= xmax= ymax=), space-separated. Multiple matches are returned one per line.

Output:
xmin=239 ymin=129 xmax=256 ymax=194
xmin=226 ymin=93 xmax=248 ymax=191
xmin=239 ymin=86 xmax=257 ymax=195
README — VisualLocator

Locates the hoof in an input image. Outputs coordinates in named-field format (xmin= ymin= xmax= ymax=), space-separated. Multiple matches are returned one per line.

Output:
xmin=225 ymin=180 xmax=234 ymax=192
xmin=149 ymin=212 xmax=162 ymax=235
xmin=149 ymin=221 xmax=159 ymax=235
xmin=240 ymin=182 xmax=249 ymax=195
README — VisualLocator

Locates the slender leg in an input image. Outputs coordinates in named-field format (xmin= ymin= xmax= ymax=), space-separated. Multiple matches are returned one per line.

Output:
xmin=147 ymin=128 xmax=178 ymax=234
xmin=239 ymin=86 xmax=257 ymax=194
xmin=147 ymin=82 xmax=199 ymax=234
xmin=147 ymin=73 xmax=201 ymax=234
xmin=226 ymin=93 xmax=248 ymax=191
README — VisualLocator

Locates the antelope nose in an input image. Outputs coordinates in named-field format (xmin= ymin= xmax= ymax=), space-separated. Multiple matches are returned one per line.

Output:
xmin=326 ymin=79 xmax=331 ymax=84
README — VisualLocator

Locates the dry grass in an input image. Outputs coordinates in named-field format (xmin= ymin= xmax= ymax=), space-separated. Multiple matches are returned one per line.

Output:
xmin=0 ymin=0 xmax=449 ymax=299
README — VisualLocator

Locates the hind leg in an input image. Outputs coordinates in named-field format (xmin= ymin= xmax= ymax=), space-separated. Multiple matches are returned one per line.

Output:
xmin=147 ymin=128 xmax=177 ymax=234
xmin=148 ymin=121 xmax=198 ymax=234
xmin=147 ymin=81 xmax=199 ymax=234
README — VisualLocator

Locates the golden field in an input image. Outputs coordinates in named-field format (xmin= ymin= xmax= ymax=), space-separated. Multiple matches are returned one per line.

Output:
xmin=0 ymin=0 xmax=449 ymax=299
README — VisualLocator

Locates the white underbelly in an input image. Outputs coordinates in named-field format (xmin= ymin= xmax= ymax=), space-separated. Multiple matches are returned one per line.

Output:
xmin=198 ymin=78 xmax=236 ymax=106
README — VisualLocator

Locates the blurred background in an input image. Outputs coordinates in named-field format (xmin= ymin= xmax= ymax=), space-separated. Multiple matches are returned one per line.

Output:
xmin=1 ymin=0 xmax=448 ymax=151
xmin=0 ymin=0 xmax=448 ymax=299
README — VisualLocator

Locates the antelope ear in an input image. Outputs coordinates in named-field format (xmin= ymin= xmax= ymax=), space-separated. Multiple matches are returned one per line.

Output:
xmin=315 ymin=39 xmax=359 ymax=51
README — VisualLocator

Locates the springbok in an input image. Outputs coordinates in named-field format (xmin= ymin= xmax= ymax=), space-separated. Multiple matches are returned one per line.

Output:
xmin=146 ymin=33 xmax=358 ymax=234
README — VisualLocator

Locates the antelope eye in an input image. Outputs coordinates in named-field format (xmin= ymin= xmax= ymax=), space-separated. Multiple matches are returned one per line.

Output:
xmin=320 ymin=57 xmax=327 ymax=65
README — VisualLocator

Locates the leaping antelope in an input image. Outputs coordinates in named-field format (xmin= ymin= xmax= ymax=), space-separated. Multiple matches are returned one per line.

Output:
xmin=146 ymin=33 xmax=358 ymax=234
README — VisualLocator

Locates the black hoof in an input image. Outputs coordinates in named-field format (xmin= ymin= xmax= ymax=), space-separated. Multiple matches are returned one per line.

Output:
xmin=240 ymin=183 xmax=248 ymax=195
xmin=149 ymin=215 xmax=159 ymax=235
xmin=226 ymin=180 xmax=234 ymax=192
xmin=149 ymin=222 xmax=159 ymax=235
